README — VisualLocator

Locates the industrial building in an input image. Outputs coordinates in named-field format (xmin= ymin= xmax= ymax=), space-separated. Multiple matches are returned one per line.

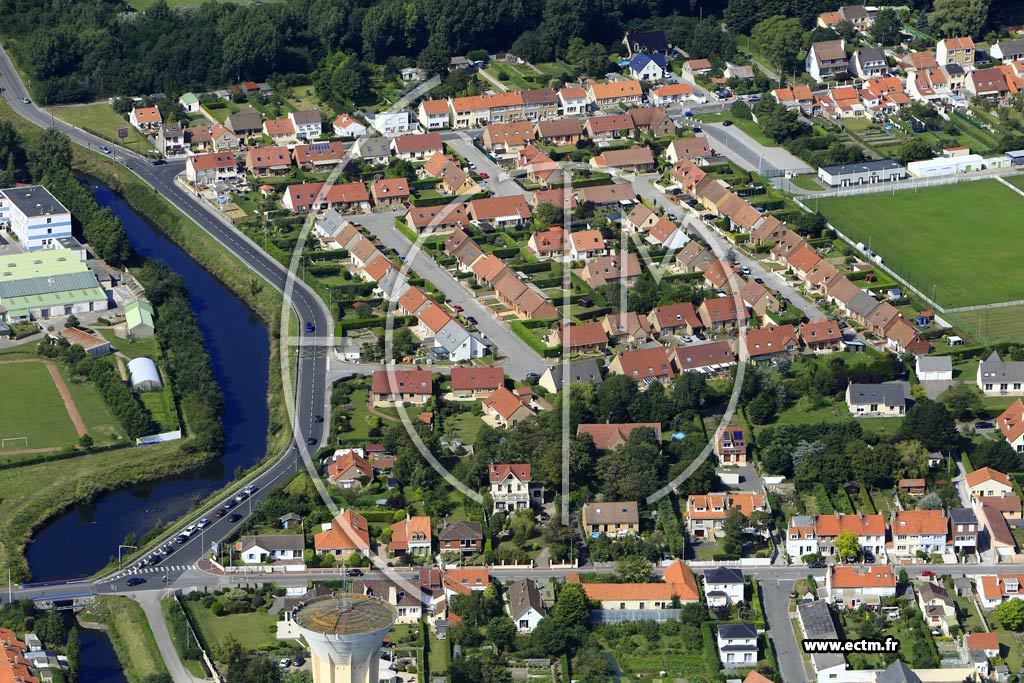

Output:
xmin=0 ymin=185 xmax=72 ymax=251
xmin=817 ymin=159 xmax=907 ymax=187
xmin=124 ymin=300 xmax=155 ymax=339
xmin=0 ymin=249 xmax=110 ymax=322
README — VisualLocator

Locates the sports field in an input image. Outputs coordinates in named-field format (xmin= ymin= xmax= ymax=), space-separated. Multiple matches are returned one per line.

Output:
xmin=816 ymin=180 xmax=1024 ymax=308
xmin=0 ymin=361 xmax=80 ymax=450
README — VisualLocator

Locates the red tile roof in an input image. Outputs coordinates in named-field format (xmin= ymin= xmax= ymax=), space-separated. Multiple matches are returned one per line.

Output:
xmin=450 ymin=366 xmax=504 ymax=392
xmin=314 ymin=509 xmax=370 ymax=552
xmin=489 ymin=463 xmax=531 ymax=483
xmin=371 ymin=368 xmax=433 ymax=395
xmin=966 ymin=466 xmax=1012 ymax=489
xmin=577 ymin=423 xmax=662 ymax=450
xmin=830 ymin=565 xmax=896 ymax=589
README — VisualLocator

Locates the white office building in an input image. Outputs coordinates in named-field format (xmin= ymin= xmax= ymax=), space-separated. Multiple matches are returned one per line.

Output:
xmin=0 ymin=186 xmax=71 ymax=251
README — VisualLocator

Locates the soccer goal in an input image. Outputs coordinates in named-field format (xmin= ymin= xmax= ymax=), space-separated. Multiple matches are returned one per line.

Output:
xmin=1 ymin=437 xmax=27 ymax=450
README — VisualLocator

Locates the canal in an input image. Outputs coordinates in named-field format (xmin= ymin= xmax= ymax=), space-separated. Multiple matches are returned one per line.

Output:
xmin=26 ymin=181 xmax=271 ymax=579
xmin=78 ymin=627 xmax=129 ymax=683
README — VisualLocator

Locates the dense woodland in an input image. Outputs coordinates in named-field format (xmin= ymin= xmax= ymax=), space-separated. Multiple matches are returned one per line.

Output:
xmin=3 ymin=0 xmax=1023 ymax=105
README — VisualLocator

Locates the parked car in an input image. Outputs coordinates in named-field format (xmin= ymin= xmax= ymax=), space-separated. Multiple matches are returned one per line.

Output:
xmin=346 ymin=568 xmax=364 ymax=577
xmin=754 ymin=277 xmax=764 ymax=284
xmin=453 ymin=304 xmax=464 ymax=312
xmin=479 ymin=172 xmax=489 ymax=179
xmin=526 ymin=372 xmax=540 ymax=380
xmin=741 ymin=266 xmax=751 ymax=275
xmin=807 ymin=561 xmax=826 ymax=569
xmin=466 ymin=316 xmax=478 ymax=325
xmin=293 ymin=656 xmax=305 ymax=667
xmin=279 ymin=659 xmax=291 ymax=669
xmin=975 ymin=421 xmax=995 ymax=429
xmin=691 ymin=126 xmax=702 ymax=133
xmin=126 ymin=577 xmax=146 ymax=587
xmin=722 ymin=119 xmax=734 ymax=126
xmin=921 ymin=570 xmax=936 ymax=578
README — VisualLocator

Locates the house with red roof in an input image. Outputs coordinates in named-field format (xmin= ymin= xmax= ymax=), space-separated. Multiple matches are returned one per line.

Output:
xmin=549 ymin=321 xmax=609 ymax=353
xmin=742 ymin=324 xmax=800 ymax=364
xmin=282 ymin=181 xmax=370 ymax=214
xmin=245 ymin=145 xmax=292 ymax=177
xmin=889 ymin=510 xmax=952 ymax=558
xmin=997 ymin=400 xmax=1024 ymax=454
xmin=686 ymin=493 xmax=768 ymax=539
xmin=371 ymin=177 xmax=410 ymax=208
xmin=966 ymin=467 xmax=1014 ymax=500
xmin=577 ymin=423 xmax=662 ymax=451
xmin=573 ymin=560 xmax=699 ymax=610
xmin=326 ymin=449 xmax=373 ymax=489
xmin=482 ymin=387 xmax=537 ymax=430
xmin=825 ymin=565 xmax=896 ymax=609
xmin=130 ymin=106 xmax=162 ymax=131
xmin=648 ymin=302 xmax=703 ymax=337
xmin=292 ymin=141 xmax=347 ymax=170
xmin=488 ymin=464 xmax=541 ymax=512
xmin=370 ymin=368 xmax=432 ymax=408
xmin=672 ymin=341 xmax=736 ymax=376
xmin=697 ymin=297 xmax=747 ymax=330
xmin=449 ymin=366 xmax=504 ymax=401
xmin=314 ymin=509 xmax=371 ymax=557
xmin=715 ymin=426 xmax=747 ymax=466
xmin=263 ymin=118 xmax=297 ymax=144
xmin=608 ymin=347 xmax=674 ymax=388
xmin=526 ymin=227 xmax=567 ymax=261
xmin=391 ymin=133 xmax=444 ymax=161
xmin=799 ymin=319 xmax=844 ymax=353
xmin=186 ymin=152 xmax=239 ymax=187
xmin=390 ymin=515 xmax=432 ymax=557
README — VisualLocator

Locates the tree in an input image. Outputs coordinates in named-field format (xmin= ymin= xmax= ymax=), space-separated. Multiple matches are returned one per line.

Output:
xmin=972 ymin=438 xmax=1021 ymax=473
xmin=533 ymin=201 xmax=562 ymax=228
xmin=756 ymin=99 xmax=804 ymax=142
xmin=66 ymin=626 xmax=79 ymax=683
xmin=835 ymin=530 xmax=861 ymax=560
xmin=939 ymin=383 xmax=983 ymax=420
xmin=896 ymin=138 xmax=933 ymax=164
xmin=752 ymin=16 xmax=805 ymax=77
xmin=529 ymin=616 xmax=567 ymax=656
xmin=807 ymin=27 xmax=840 ymax=46
xmin=27 ymin=129 xmax=73 ymax=181
xmin=759 ymin=439 xmax=793 ymax=476
xmin=871 ymin=8 xmax=902 ymax=45
xmin=331 ymin=55 xmax=371 ymax=106
xmin=930 ymin=0 xmax=990 ymax=38
xmin=730 ymin=100 xmax=753 ymax=120
xmin=391 ymin=326 xmax=420 ymax=358
xmin=746 ymin=391 xmax=777 ymax=424
xmin=487 ymin=616 xmax=517 ymax=653
xmin=898 ymin=398 xmax=956 ymax=451
xmin=553 ymin=582 xmax=589 ymax=628
xmin=724 ymin=0 xmax=766 ymax=35
xmin=64 ymin=314 xmax=80 ymax=329
xmin=996 ymin=598 xmax=1024 ymax=631
xmin=848 ymin=440 xmax=893 ymax=488
xmin=917 ymin=492 xmax=944 ymax=510
xmin=595 ymin=373 xmax=639 ymax=422
xmin=895 ymin=440 xmax=930 ymax=479
xmin=617 ymin=556 xmax=653 ymax=583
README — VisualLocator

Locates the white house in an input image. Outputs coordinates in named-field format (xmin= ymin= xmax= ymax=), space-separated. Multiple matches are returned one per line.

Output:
xmin=289 ymin=110 xmax=323 ymax=140
xmin=716 ymin=624 xmax=757 ymax=669
xmin=703 ymin=567 xmax=745 ymax=607
xmin=628 ymin=53 xmax=666 ymax=81
xmin=507 ymin=579 xmax=547 ymax=632
xmin=889 ymin=510 xmax=952 ymax=558
xmin=916 ymin=355 xmax=953 ymax=381
xmin=332 ymin=114 xmax=368 ymax=138
xmin=488 ymin=463 xmax=542 ymax=513
xmin=236 ymin=534 xmax=304 ymax=564
xmin=431 ymin=319 xmax=489 ymax=362
xmin=825 ymin=565 xmax=897 ymax=609
xmin=917 ymin=582 xmax=956 ymax=636
xmin=372 ymin=111 xmax=416 ymax=136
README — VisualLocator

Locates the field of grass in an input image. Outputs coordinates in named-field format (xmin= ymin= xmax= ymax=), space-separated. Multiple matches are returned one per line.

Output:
xmin=98 ymin=330 xmax=160 ymax=359
xmin=0 ymin=362 xmax=79 ymax=450
xmin=817 ymin=180 xmax=1024 ymax=308
xmin=79 ymin=596 xmax=169 ymax=683
xmin=52 ymin=363 xmax=122 ymax=445
xmin=446 ymin=412 xmax=483 ymax=444
xmin=789 ymin=174 xmax=825 ymax=191
xmin=183 ymin=600 xmax=280 ymax=652
xmin=51 ymin=103 xmax=155 ymax=153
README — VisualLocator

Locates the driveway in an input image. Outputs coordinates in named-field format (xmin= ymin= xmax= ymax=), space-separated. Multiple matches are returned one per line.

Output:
xmin=354 ymin=212 xmax=546 ymax=379
xmin=762 ymin=579 xmax=808 ymax=683
xmin=441 ymin=134 xmax=524 ymax=196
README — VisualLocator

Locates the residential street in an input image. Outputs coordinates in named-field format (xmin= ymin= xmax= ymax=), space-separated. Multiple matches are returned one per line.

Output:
xmin=631 ymin=175 xmax=827 ymax=322
xmin=701 ymin=123 xmax=814 ymax=177
xmin=762 ymin=579 xmax=808 ymax=683
xmin=354 ymin=211 xmax=548 ymax=378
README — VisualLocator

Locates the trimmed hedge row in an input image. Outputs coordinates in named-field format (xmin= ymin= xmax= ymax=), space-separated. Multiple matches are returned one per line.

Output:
xmin=338 ymin=315 xmax=415 ymax=333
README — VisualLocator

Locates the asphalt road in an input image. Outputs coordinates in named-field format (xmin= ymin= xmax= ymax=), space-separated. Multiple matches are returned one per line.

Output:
xmin=355 ymin=211 xmax=547 ymax=378
xmin=0 ymin=46 xmax=332 ymax=584
xmin=762 ymin=578 xmax=808 ymax=683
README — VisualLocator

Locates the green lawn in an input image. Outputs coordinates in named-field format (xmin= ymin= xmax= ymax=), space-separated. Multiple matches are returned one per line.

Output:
xmin=945 ymin=304 xmax=1024 ymax=345
xmin=789 ymin=174 xmax=825 ymax=191
xmin=0 ymin=361 xmax=79 ymax=450
xmin=817 ymin=180 xmax=1024 ymax=308
xmin=99 ymin=329 xmax=160 ymax=359
xmin=140 ymin=387 xmax=179 ymax=432
xmin=52 ymin=103 xmax=155 ymax=153
xmin=447 ymin=412 xmax=483 ymax=444
xmin=53 ymin=363 xmax=122 ymax=445
xmin=183 ymin=601 xmax=280 ymax=652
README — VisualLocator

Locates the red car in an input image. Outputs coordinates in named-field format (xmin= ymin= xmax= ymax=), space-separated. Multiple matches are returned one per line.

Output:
xmin=454 ymin=304 xmax=464 ymax=312
xmin=921 ymin=570 xmax=936 ymax=577
xmin=479 ymin=172 xmax=489 ymax=179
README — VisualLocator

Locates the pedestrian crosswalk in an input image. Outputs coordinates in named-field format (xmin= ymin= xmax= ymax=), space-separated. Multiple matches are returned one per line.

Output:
xmin=126 ymin=564 xmax=195 ymax=575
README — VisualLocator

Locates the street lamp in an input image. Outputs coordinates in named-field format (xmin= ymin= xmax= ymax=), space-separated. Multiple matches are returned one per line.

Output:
xmin=118 ymin=544 xmax=137 ymax=570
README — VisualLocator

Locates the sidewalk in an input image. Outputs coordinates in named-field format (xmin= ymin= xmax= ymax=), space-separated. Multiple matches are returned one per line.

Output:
xmin=136 ymin=592 xmax=208 ymax=683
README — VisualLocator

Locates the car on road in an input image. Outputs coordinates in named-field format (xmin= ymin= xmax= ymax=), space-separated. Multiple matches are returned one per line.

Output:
xmin=235 ymin=492 xmax=249 ymax=502
xmin=151 ymin=159 xmax=166 ymax=166
xmin=222 ymin=498 xmax=236 ymax=509
xmin=722 ymin=119 xmax=733 ymax=126
xmin=21 ymin=97 xmax=30 ymax=105
xmin=526 ymin=372 xmax=540 ymax=380
xmin=196 ymin=518 xmax=211 ymax=529
xmin=466 ymin=316 xmax=478 ymax=325
xmin=741 ymin=266 xmax=751 ymax=275
xmin=807 ymin=560 xmax=826 ymax=569
xmin=754 ymin=277 xmax=764 ymax=284
xmin=975 ymin=421 xmax=995 ymax=429
xmin=228 ymin=513 xmax=242 ymax=523
xmin=99 ymin=146 xmax=111 ymax=154
xmin=691 ymin=126 xmax=702 ymax=133
xmin=244 ymin=484 xmax=258 ymax=494
xmin=161 ymin=545 xmax=175 ymax=556
xmin=305 ymin=321 xmax=314 ymax=334
xmin=921 ymin=570 xmax=936 ymax=577
xmin=453 ymin=304 xmax=464 ymax=312
xmin=479 ymin=172 xmax=489 ymax=179
xmin=214 ymin=508 xmax=226 ymax=518
xmin=306 ymin=436 xmax=317 ymax=446
xmin=346 ymin=568 xmax=364 ymax=577
xmin=126 ymin=577 xmax=146 ymax=587
xmin=313 ymin=415 xmax=324 ymax=423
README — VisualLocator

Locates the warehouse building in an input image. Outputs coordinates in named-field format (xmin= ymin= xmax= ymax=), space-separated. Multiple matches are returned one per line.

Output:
xmin=817 ymin=159 xmax=907 ymax=187
xmin=0 ymin=249 xmax=110 ymax=322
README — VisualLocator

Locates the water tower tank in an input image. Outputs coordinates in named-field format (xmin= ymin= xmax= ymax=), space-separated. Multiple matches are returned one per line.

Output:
xmin=292 ymin=593 xmax=397 ymax=683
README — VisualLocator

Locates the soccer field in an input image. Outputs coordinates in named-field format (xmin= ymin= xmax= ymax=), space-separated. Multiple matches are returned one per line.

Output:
xmin=0 ymin=362 xmax=79 ymax=450
xmin=816 ymin=180 xmax=1024 ymax=308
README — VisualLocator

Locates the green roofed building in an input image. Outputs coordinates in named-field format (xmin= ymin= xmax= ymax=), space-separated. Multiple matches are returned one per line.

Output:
xmin=0 ymin=248 xmax=110 ymax=322
xmin=179 ymin=92 xmax=200 ymax=114
xmin=124 ymin=300 xmax=155 ymax=340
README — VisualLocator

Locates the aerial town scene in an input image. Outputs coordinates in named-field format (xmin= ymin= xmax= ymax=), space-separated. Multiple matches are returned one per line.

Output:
xmin=5 ymin=1 xmax=1024 ymax=683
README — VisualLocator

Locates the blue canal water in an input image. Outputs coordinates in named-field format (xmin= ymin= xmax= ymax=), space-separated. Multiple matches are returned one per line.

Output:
xmin=25 ymin=181 xmax=270 ymax=579
xmin=78 ymin=627 xmax=129 ymax=683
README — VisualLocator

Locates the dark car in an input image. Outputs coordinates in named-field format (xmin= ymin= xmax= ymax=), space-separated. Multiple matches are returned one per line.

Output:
xmin=214 ymin=508 xmax=226 ymax=518
xmin=754 ymin=277 xmax=764 ymax=284
xmin=807 ymin=561 xmax=826 ymax=569
xmin=691 ymin=126 xmax=702 ymax=133
xmin=466 ymin=316 xmax=478 ymax=325
xmin=346 ymin=568 xmax=364 ymax=577
xmin=525 ymin=372 xmax=540 ymax=380
xmin=228 ymin=513 xmax=243 ymax=523
xmin=305 ymin=321 xmax=314 ymax=334
xmin=313 ymin=415 xmax=324 ymax=423
xmin=975 ymin=421 xmax=995 ymax=429
xmin=306 ymin=437 xmax=317 ymax=446
xmin=175 ymin=534 xmax=188 ymax=544
xmin=722 ymin=120 xmax=734 ymax=126
xmin=126 ymin=577 xmax=146 ymax=587
xmin=151 ymin=159 xmax=166 ymax=166
xmin=293 ymin=656 xmax=305 ymax=667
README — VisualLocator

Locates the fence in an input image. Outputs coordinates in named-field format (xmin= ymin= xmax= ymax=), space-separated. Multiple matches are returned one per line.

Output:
xmin=805 ymin=168 xmax=1016 ymax=200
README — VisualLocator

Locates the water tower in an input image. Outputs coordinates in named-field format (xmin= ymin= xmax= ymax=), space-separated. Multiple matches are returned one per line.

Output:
xmin=292 ymin=593 xmax=397 ymax=683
